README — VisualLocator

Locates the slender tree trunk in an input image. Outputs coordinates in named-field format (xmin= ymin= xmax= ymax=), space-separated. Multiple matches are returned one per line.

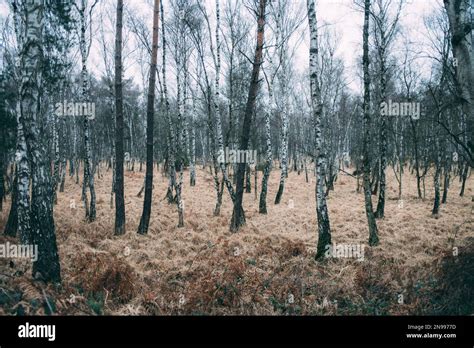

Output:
xmin=362 ymin=0 xmax=379 ymax=246
xmin=410 ymin=118 xmax=423 ymax=199
xmin=254 ymin=166 xmax=257 ymax=200
xmin=274 ymin=113 xmax=289 ymax=204
xmin=75 ymin=158 xmax=79 ymax=184
xmin=214 ymin=0 xmax=237 ymax=204
xmin=175 ymin=41 xmax=185 ymax=228
xmin=459 ymin=163 xmax=468 ymax=196
xmin=162 ymin=0 xmax=176 ymax=205
xmin=307 ymin=0 xmax=332 ymax=260
xmin=245 ymin=164 xmax=251 ymax=193
xmin=200 ymin=130 xmax=206 ymax=169
xmin=375 ymin=53 xmax=387 ymax=218
xmin=259 ymin=89 xmax=273 ymax=213
xmin=79 ymin=0 xmax=96 ymax=222
xmin=4 ymin=171 xmax=18 ymax=237
xmin=432 ymin=139 xmax=441 ymax=216
xmin=304 ymin=158 xmax=309 ymax=183
xmin=52 ymin=111 xmax=60 ymax=204
xmin=190 ymin=97 xmax=197 ymax=186
xmin=441 ymin=169 xmax=450 ymax=204
xmin=59 ymin=119 xmax=67 ymax=193
xmin=15 ymin=89 xmax=31 ymax=244
xmin=114 ymin=0 xmax=126 ymax=235
xmin=441 ymin=154 xmax=450 ymax=204
xmin=109 ymin=96 xmax=116 ymax=208
xmin=0 ymin=86 xmax=5 ymax=212
xmin=230 ymin=0 xmax=266 ymax=232
xmin=138 ymin=0 xmax=160 ymax=235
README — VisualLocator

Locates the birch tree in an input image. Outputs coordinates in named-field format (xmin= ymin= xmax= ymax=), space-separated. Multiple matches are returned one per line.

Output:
xmin=138 ymin=0 xmax=160 ymax=235
xmin=162 ymin=0 xmax=177 ymax=206
xmin=230 ymin=0 xmax=267 ymax=232
xmin=75 ymin=0 xmax=98 ymax=222
xmin=19 ymin=0 xmax=61 ymax=282
xmin=114 ymin=0 xmax=126 ymax=235
xmin=258 ymin=1 xmax=281 ymax=214
xmin=362 ymin=0 xmax=379 ymax=246
xmin=9 ymin=0 xmax=31 ymax=243
xmin=273 ymin=1 xmax=289 ymax=205
xmin=371 ymin=0 xmax=403 ymax=218
xmin=307 ymin=0 xmax=332 ymax=259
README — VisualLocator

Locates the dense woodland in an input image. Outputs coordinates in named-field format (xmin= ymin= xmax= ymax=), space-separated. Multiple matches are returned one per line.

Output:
xmin=0 ymin=0 xmax=472 ymax=315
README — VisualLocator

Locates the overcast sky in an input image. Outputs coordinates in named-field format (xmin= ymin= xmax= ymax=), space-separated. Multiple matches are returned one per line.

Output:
xmin=0 ymin=0 xmax=443 ymax=94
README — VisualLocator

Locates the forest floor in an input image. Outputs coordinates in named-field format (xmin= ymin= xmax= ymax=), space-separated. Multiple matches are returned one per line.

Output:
xmin=0 ymin=164 xmax=472 ymax=315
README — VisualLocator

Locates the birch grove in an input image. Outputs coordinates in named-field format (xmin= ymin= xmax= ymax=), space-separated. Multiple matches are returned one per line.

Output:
xmin=0 ymin=0 xmax=471 ymax=317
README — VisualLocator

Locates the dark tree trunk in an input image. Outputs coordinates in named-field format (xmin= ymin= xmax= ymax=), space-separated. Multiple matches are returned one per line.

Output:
xmin=362 ymin=0 xmax=379 ymax=246
xmin=59 ymin=140 xmax=66 ymax=193
xmin=114 ymin=0 xmax=126 ymax=235
xmin=274 ymin=179 xmax=284 ymax=204
xmin=245 ymin=164 xmax=251 ymax=193
xmin=410 ymin=118 xmax=423 ymax=199
xmin=441 ymin=161 xmax=450 ymax=204
xmin=0 ymin=152 xmax=5 ymax=212
xmin=459 ymin=163 xmax=468 ymax=196
xmin=254 ymin=166 xmax=257 ymax=200
xmin=230 ymin=0 xmax=266 ymax=232
xmin=138 ymin=0 xmax=160 ymax=235
xmin=52 ymin=112 xmax=60 ymax=205
xmin=432 ymin=139 xmax=441 ymax=216
xmin=375 ymin=63 xmax=387 ymax=219
xmin=4 ymin=172 xmax=18 ymax=237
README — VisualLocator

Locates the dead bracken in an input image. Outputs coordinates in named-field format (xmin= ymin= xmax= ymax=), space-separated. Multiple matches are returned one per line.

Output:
xmin=0 ymin=167 xmax=471 ymax=315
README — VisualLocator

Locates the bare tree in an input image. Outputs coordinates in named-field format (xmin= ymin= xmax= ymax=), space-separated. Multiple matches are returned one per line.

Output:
xmin=230 ymin=0 xmax=267 ymax=232
xmin=362 ymin=0 xmax=379 ymax=246
xmin=138 ymin=0 xmax=160 ymax=235
xmin=114 ymin=0 xmax=126 ymax=235
xmin=75 ymin=0 xmax=98 ymax=222
xmin=371 ymin=0 xmax=404 ymax=218
xmin=19 ymin=0 xmax=61 ymax=282
xmin=307 ymin=0 xmax=332 ymax=259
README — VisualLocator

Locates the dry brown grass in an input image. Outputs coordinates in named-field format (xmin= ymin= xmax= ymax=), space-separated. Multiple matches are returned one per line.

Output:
xmin=0 ymin=164 xmax=472 ymax=315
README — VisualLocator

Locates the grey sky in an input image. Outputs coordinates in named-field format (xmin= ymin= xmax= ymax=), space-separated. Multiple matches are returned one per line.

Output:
xmin=0 ymin=0 xmax=443 ymax=94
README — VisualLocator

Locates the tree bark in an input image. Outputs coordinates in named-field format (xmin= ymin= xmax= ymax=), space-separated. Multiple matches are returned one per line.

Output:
xmin=19 ymin=0 xmax=61 ymax=282
xmin=230 ymin=0 xmax=266 ymax=232
xmin=432 ymin=139 xmax=441 ymax=216
xmin=259 ymin=91 xmax=273 ymax=214
xmin=362 ymin=0 xmax=379 ymax=246
xmin=307 ymin=0 xmax=332 ymax=260
xmin=114 ymin=0 xmax=126 ymax=235
xmin=79 ymin=0 xmax=96 ymax=222
xmin=444 ymin=0 xmax=474 ymax=165
xmin=138 ymin=0 xmax=160 ymax=235
xmin=4 ymin=171 xmax=18 ymax=237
